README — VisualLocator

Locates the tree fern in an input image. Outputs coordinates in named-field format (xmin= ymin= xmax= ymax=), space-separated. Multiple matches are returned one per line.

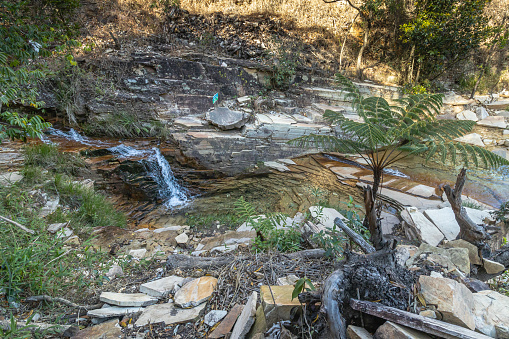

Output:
xmin=290 ymin=73 xmax=509 ymax=195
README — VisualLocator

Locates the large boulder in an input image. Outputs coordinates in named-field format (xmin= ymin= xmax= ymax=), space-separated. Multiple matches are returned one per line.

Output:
xmin=419 ymin=275 xmax=475 ymax=330
xmin=206 ymin=107 xmax=250 ymax=130
xmin=472 ymin=290 xmax=509 ymax=337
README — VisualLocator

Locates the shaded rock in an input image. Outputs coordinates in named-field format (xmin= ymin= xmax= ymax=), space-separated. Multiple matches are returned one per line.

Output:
xmin=419 ymin=310 xmax=436 ymax=319
xmin=464 ymin=207 xmax=495 ymax=225
xmin=230 ymin=291 xmax=257 ymax=339
xmin=456 ymin=110 xmax=478 ymax=121
xmin=472 ymin=290 xmax=509 ymax=337
xmin=419 ymin=275 xmax=475 ymax=329
xmin=374 ymin=321 xmax=431 ymax=339
xmin=401 ymin=207 xmax=444 ymax=246
xmin=99 ymin=292 xmax=158 ymax=307
xmin=174 ymin=276 xmax=218 ymax=308
xmin=476 ymin=107 xmax=489 ymax=120
xmin=87 ymin=306 xmax=144 ymax=318
xmin=135 ymin=302 xmax=206 ymax=327
xmin=206 ymin=107 xmax=250 ymax=130
xmin=140 ymin=276 xmax=185 ymax=298
xmin=64 ymin=235 xmax=80 ymax=246
xmin=381 ymin=211 xmax=400 ymax=235
xmin=260 ymin=285 xmax=301 ymax=326
xmin=478 ymin=116 xmax=507 ymax=129
xmin=486 ymin=100 xmax=509 ymax=110
xmin=462 ymin=277 xmax=491 ymax=293
xmin=454 ymin=133 xmax=485 ymax=147
xmin=483 ymin=258 xmax=505 ymax=274
xmin=442 ymin=239 xmax=482 ymax=266
xmin=409 ymin=243 xmax=470 ymax=274
xmin=248 ymin=305 xmax=267 ymax=339
xmin=47 ymin=222 xmax=67 ymax=233
xmin=347 ymin=325 xmax=373 ymax=338
xmin=209 ymin=304 xmax=244 ymax=339
xmin=71 ymin=319 xmax=121 ymax=339
xmin=395 ymin=245 xmax=419 ymax=267
xmin=204 ymin=310 xmax=228 ymax=327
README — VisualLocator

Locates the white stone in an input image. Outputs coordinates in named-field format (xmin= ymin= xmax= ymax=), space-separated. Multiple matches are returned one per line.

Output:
xmin=454 ymin=133 xmax=485 ymax=147
xmin=464 ymin=207 xmax=495 ymax=225
xmin=128 ymin=249 xmax=147 ymax=259
xmin=263 ymin=161 xmax=290 ymax=172
xmin=424 ymin=208 xmax=460 ymax=240
xmin=277 ymin=158 xmax=296 ymax=165
xmin=56 ymin=227 xmax=73 ymax=239
xmin=476 ymin=107 xmax=489 ymax=120
xmin=39 ymin=196 xmax=59 ymax=217
xmin=204 ymin=310 xmax=228 ymax=327
xmin=99 ymin=292 xmax=158 ymax=307
xmin=0 ymin=171 xmax=23 ymax=186
xmin=106 ymin=265 xmax=124 ymax=279
xmin=277 ymin=275 xmax=299 ymax=286
xmin=87 ymin=306 xmax=144 ymax=318
xmin=135 ymin=302 xmax=206 ymax=327
xmin=456 ymin=110 xmax=478 ymax=121
xmin=487 ymin=100 xmax=509 ymax=110
xmin=308 ymin=206 xmax=347 ymax=229
xmin=153 ymin=226 xmax=183 ymax=233
xmin=472 ymin=290 xmax=509 ymax=337
xmin=231 ymin=291 xmax=257 ymax=339
xmin=175 ymin=232 xmax=189 ymax=244
xmin=478 ymin=116 xmax=507 ymax=129
xmin=237 ymin=96 xmax=251 ymax=104
xmin=206 ymin=107 xmax=250 ymax=130
xmin=401 ymin=207 xmax=445 ymax=246
xmin=406 ymin=184 xmax=436 ymax=198
xmin=47 ymin=222 xmax=67 ymax=234
xmin=140 ymin=276 xmax=185 ymax=298
xmin=134 ymin=228 xmax=149 ymax=233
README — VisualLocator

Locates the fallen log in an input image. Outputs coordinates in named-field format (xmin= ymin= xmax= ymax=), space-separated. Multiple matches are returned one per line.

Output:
xmin=26 ymin=295 xmax=102 ymax=310
xmin=0 ymin=215 xmax=35 ymax=234
xmin=334 ymin=217 xmax=375 ymax=254
xmin=166 ymin=249 xmax=326 ymax=270
xmin=350 ymin=299 xmax=491 ymax=339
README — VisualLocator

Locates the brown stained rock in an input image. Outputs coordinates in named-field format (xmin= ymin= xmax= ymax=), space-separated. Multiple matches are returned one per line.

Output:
xmin=174 ymin=276 xmax=218 ymax=308
xmin=209 ymin=304 xmax=244 ymax=339
xmin=374 ymin=321 xmax=431 ymax=339
xmin=419 ymin=275 xmax=475 ymax=330
xmin=71 ymin=319 xmax=121 ymax=339
xmin=134 ymin=302 xmax=206 ymax=327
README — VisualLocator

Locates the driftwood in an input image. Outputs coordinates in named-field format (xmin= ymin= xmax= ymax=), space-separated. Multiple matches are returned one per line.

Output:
xmin=166 ymin=249 xmax=326 ymax=270
xmin=333 ymin=217 xmax=375 ymax=254
xmin=26 ymin=295 xmax=103 ymax=310
xmin=0 ymin=215 xmax=35 ymax=234
xmin=442 ymin=169 xmax=491 ymax=245
xmin=350 ymin=299 xmax=492 ymax=339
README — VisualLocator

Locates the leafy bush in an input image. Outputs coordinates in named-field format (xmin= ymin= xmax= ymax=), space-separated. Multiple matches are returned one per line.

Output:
xmin=267 ymin=40 xmax=300 ymax=91
xmin=234 ymin=197 xmax=302 ymax=252
xmin=83 ymin=111 xmax=169 ymax=138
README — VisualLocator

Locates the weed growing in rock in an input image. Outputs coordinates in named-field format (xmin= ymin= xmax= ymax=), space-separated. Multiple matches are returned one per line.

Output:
xmin=24 ymin=143 xmax=86 ymax=176
xmin=234 ymin=197 xmax=302 ymax=252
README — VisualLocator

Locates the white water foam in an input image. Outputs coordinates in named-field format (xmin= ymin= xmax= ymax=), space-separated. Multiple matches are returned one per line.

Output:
xmin=47 ymin=128 xmax=106 ymax=147
xmin=383 ymin=168 xmax=409 ymax=178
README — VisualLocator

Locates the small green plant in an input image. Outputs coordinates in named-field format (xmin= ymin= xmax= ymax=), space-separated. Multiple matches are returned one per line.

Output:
xmin=0 ymin=315 xmax=36 ymax=338
xmin=267 ymin=40 xmax=300 ymax=91
xmin=234 ymin=197 xmax=302 ymax=252
xmin=292 ymin=277 xmax=316 ymax=301
xmin=462 ymin=200 xmax=483 ymax=210
xmin=491 ymin=201 xmax=509 ymax=223
xmin=24 ymin=143 xmax=86 ymax=176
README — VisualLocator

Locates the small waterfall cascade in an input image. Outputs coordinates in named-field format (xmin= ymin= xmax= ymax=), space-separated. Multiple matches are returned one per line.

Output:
xmin=44 ymin=129 xmax=189 ymax=208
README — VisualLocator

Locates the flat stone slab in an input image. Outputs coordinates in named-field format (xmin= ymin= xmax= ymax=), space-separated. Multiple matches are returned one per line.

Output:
xmin=99 ymin=292 xmax=158 ymax=307
xmin=406 ymin=184 xmax=437 ymax=198
xmin=260 ymin=285 xmax=301 ymax=325
xmin=477 ymin=116 xmax=507 ymax=129
xmin=47 ymin=222 xmax=67 ymax=234
xmin=72 ymin=319 xmax=121 ymax=339
xmin=309 ymin=206 xmax=347 ymax=229
xmin=206 ymin=107 xmax=250 ymax=130
xmin=174 ymin=276 xmax=218 ymax=308
xmin=347 ymin=325 xmax=373 ymax=338
xmin=486 ymin=100 xmax=509 ymax=110
xmin=87 ymin=306 xmax=145 ymax=318
xmin=456 ymin=110 xmax=478 ymax=122
xmin=209 ymin=304 xmax=244 ymax=338
xmin=153 ymin=226 xmax=183 ymax=233
xmin=230 ymin=291 xmax=257 ymax=339
xmin=401 ymin=207 xmax=444 ymax=246
xmin=140 ymin=276 xmax=185 ymax=298
xmin=0 ymin=171 xmax=23 ymax=186
xmin=264 ymin=161 xmax=290 ymax=172
xmin=375 ymin=321 xmax=431 ymax=339
xmin=424 ymin=208 xmax=460 ymax=241
xmin=135 ymin=302 xmax=206 ymax=327
xmin=454 ymin=133 xmax=485 ymax=147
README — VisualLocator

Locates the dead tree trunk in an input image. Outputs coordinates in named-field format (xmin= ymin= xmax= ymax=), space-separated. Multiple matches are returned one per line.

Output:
xmin=364 ymin=186 xmax=389 ymax=251
xmin=442 ymin=168 xmax=491 ymax=245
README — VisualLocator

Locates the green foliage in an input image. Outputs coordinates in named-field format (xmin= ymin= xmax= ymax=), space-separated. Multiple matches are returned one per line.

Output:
xmin=291 ymin=74 xmax=509 ymax=193
xmin=267 ymin=40 xmax=300 ymax=91
xmin=0 ymin=0 xmax=80 ymax=142
xmin=0 ymin=315 xmax=36 ymax=338
xmin=0 ymin=185 xmax=110 ymax=302
xmin=401 ymin=0 xmax=492 ymax=79
xmin=491 ymin=202 xmax=509 ymax=223
xmin=234 ymin=197 xmax=302 ymax=252
xmin=83 ymin=111 xmax=169 ymax=138
xmin=292 ymin=277 xmax=316 ymax=301
xmin=24 ymin=143 xmax=86 ymax=176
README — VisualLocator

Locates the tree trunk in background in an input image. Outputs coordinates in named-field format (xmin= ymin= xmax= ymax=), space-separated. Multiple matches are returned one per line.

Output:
xmin=356 ymin=23 xmax=370 ymax=80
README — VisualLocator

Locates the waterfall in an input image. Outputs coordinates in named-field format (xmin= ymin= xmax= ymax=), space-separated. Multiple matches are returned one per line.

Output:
xmin=45 ymin=129 xmax=189 ymax=208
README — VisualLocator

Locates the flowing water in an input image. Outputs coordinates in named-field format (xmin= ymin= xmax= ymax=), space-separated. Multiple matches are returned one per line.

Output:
xmin=44 ymin=128 xmax=189 ymax=208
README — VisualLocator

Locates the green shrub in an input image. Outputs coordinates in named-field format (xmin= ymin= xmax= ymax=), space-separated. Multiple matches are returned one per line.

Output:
xmin=82 ymin=111 xmax=169 ymax=138
xmin=234 ymin=197 xmax=302 ymax=252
